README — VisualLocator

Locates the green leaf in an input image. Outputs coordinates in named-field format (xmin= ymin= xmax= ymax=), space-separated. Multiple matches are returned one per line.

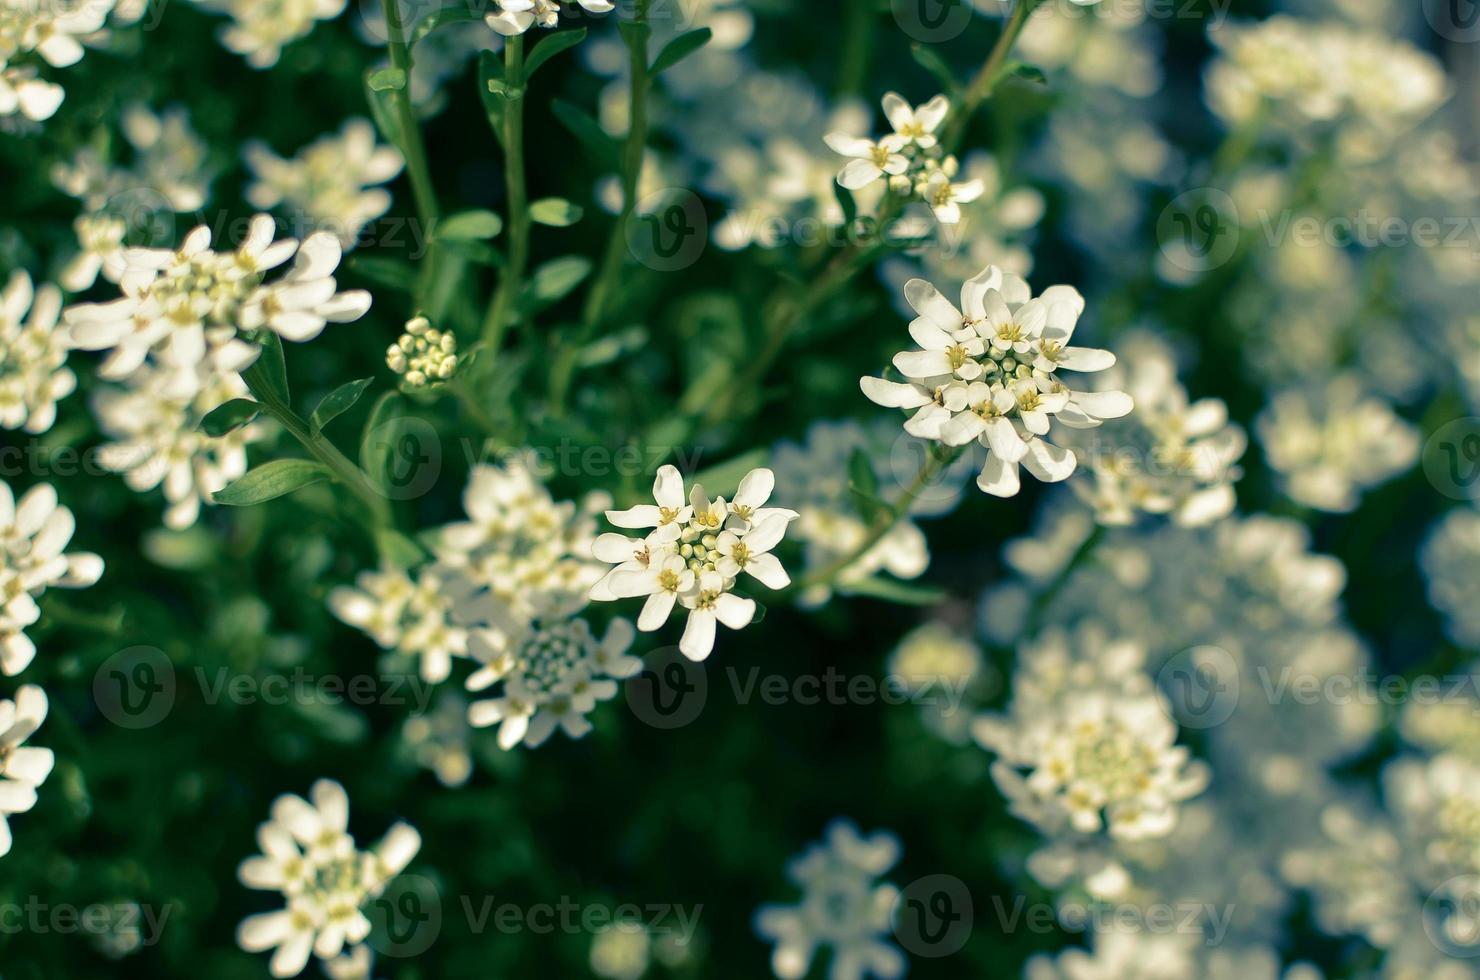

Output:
xmin=411 ymin=4 xmax=483 ymax=47
xmin=309 ymin=378 xmax=374 ymax=434
xmin=618 ymin=18 xmax=651 ymax=51
xmin=478 ymin=50 xmax=506 ymax=136
xmin=375 ymin=527 xmax=430 ymax=568
xmin=199 ymin=399 xmax=260 ymax=437
xmin=911 ymin=44 xmax=961 ymax=96
xmin=837 ymin=577 xmax=948 ymax=606
xmin=214 ymin=460 xmax=333 ymax=506
xmin=528 ymin=198 xmax=583 ymax=227
xmin=359 ymin=391 xmax=403 ymax=489
xmin=242 ymin=333 xmax=289 ymax=407
xmin=577 ymin=325 xmax=648 ymax=368
xmin=526 ymin=256 xmax=592 ymax=306
xmin=524 ymin=27 xmax=587 ymax=77
xmin=349 ymin=256 xmax=419 ymax=293
xmin=550 ymin=98 xmax=619 ymax=171
xmin=367 ymin=67 xmax=407 ymax=92
xmin=1001 ymin=61 xmax=1048 ymax=87
xmin=650 ymin=27 xmax=711 ymax=75
xmin=435 ymin=209 xmax=504 ymax=241
xmin=834 ymin=183 xmax=857 ymax=227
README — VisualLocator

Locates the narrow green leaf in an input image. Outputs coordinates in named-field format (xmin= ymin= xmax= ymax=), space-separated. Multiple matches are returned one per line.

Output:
xmin=911 ymin=44 xmax=960 ymax=96
xmin=310 ymin=378 xmax=374 ymax=434
xmin=214 ymin=459 xmax=333 ymax=506
xmin=526 ymin=256 xmax=592 ymax=305
xmin=837 ymin=577 xmax=949 ymax=606
xmin=199 ymin=399 xmax=260 ymax=437
xmin=367 ymin=67 xmax=407 ymax=92
xmin=478 ymin=50 xmax=506 ymax=137
xmin=528 ymin=198 xmax=583 ymax=227
xmin=834 ymin=183 xmax=857 ymax=227
xmin=359 ymin=391 xmax=403 ymax=491
xmin=375 ymin=527 xmax=430 ymax=568
xmin=411 ymin=4 xmax=483 ymax=47
xmin=650 ymin=27 xmax=711 ymax=75
xmin=435 ymin=209 xmax=504 ymax=241
xmin=550 ymin=98 xmax=619 ymax=171
xmin=1001 ymin=61 xmax=1048 ymax=86
xmin=524 ymin=27 xmax=587 ymax=77
xmin=349 ymin=256 xmax=419 ymax=293
xmin=242 ymin=333 xmax=289 ymax=407
xmin=848 ymin=449 xmax=886 ymax=524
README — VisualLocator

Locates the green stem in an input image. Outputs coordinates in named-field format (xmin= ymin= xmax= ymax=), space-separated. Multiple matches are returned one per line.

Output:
xmin=787 ymin=446 xmax=965 ymax=597
xmin=551 ymin=0 xmax=652 ymax=410
xmin=482 ymin=36 xmax=529 ymax=352
xmin=380 ymin=0 xmax=439 ymax=226
xmin=1025 ymin=523 xmax=1105 ymax=634
xmin=941 ymin=0 xmax=1043 ymax=151
xmin=836 ymin=0 xmax=875 ymax=97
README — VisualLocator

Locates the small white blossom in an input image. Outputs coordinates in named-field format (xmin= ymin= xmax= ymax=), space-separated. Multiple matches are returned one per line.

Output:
xmin=862 ymin=265 xmax=1130 ymax=497
xmin=1422 ymin=508 xmax=1480 ymax=649
xmin=60 ymin=214 xmax=129 ymax=292
xmin=754 ymin=820 xmax=906 ymax=980
xmin=486 ymin=0 xmax=613 ymax=36
xmin=328 ymin=565 xmax=468 ymax=684
xmin=0 ymin=271 xmax=75 ymax=434
xmin=0 ymin=481 xmax=103 ymax=675
xmin=245 ymin=119 xmax=404 ymax=248
xmin=237 ymin=780 xmax=420 ymax=978
xmin=592 ymin=466 xmax=795 ymax=661
xmin=881 ymin=92 xmax=947 ymax=150
xmin=0 ymin=0 xmax=115 ymax=123
xmin=196 ymin=0 xmax=348 ymax=69
xmin=0 ymin=685 xmax=53 ymax=857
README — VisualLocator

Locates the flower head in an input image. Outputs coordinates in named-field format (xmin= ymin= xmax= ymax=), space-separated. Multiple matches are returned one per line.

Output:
xmin=0 ymin=685 xmax=54 ymax=857
xmin=0 ymin=272 xmax=75 ymax=435
xmin=0 ymin=482 xmax=103 ymax=675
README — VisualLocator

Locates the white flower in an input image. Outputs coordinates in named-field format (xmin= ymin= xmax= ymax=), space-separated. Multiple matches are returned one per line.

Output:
xmin=0 ymin=685 xmax=54 ymax=857
xmin=60 ymin=214 xmax=129 ymax=292
xmin=754 ymin=820 xmax=906 ymax=980
xmin=0 ymin=482 xmax=104 ymax=676
xmin=245 ymin=119 xmax=404 ymax=248
xmin=0 ymin=271 xmax=75 ymax=434
xmin=200 ymin=0 xmax=349 ymax=69
xmin=52 ymin=103 xmax=213 ymax=215
xmin=486 ymin=0 xmax=613 ymax=36
xmin=0 ymin=66 xmax=63 ymax=122
xmin=591 ymin=465 xmax=794 ymax=661
xmin=328 ymin=565 xmax=468 ymax=683
xmin=237 ymin=780 xmax=420 ymax=978
xmin=862 ymin=265 xmax=1130 ymax=497
xmin=1257 ymin=374 xmax=1418 ymax=513
xmin=881 ymin=92 xmax=948 ymax=150
xmin=918 ymin=168 xmax=984 ymax=224
xmin=93 ymin=367 xmax=265 ymax=529
xmin=1422 ymin=508 xmax=1480 ymax=650
xmin=466 ymin=615 xmax=638 ymax=749
xmin=0 ymin=0 xmax=115 ymax=123
xmin=65 ymin=215 xmax=370 ymax=399
xmin=823 ymin=133 xmax=909 ymax=191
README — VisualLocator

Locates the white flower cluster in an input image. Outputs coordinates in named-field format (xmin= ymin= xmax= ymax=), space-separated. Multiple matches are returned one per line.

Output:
xmin=0 ymin=481 xmax=104 ymax=676
xmin=1026 ymin=931 xmax=1300 ymax=980
xmin=0 ymin=0 xmax=115 ymax=123
xmin=486 ymin=0 xmax=612 ymax=37
xmin=590 ymin=465 xmax=796 ymax=662
xmin=1069 ymin=332 xmax=1246 ymax=528
xmin=862 ymin=265 xmax=1131 ymax=497
xmin=245 ymin=119 xmax=404 ymax=248
xmin=826 ymin=92 xmax=983 ymax=225
xmin=1421 ymin=508 xmax=1480 ymax=650
xmin=52 ymin=103 xmax=213 ymax=218
xmin=0 ymin=685 xmax=52 ymax=857
xmin=0 ymin=271 xmax=75 ymax=434
xmin=771 ymin=419 xmax=965 ymax=607
xmin=753 ymin=820 xmax=905 ymax=980
xmin=333 ymin=458 xmax=639 ymax=750
xmin=193 ymin=0 xmax=348 ymax=68
xmin=1257 ymin=374 xmax=1419 ymax=513
xmin=237 ymin=780 xmax=420 ymax=978
xmin=973 ymin=626 xmax=1210 ymax=883
xmin=1205 ymin=17 xmax=1447 ymax=141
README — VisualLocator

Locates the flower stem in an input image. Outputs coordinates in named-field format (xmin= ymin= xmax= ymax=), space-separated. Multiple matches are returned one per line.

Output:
xmin=482 ymin=35 xmax=529 ymax=352
xmin=550 ymin=0 xmax=652 ymax=411
xmin=380 ymin=0 xmax=439 ymax=227
xmin=787 ymin=445 xmax=965 ymax=597
xmin=1025 ymin=523 xmax=1105 ymax=634
xmin=941 ymin=0 xmax=1044 ymax=151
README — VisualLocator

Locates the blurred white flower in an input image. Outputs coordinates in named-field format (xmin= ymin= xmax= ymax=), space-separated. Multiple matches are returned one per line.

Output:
xmin=0 ymin=482 xmax=104 ymax=675
xmin=862 ymin=265 xmax=1130 ymax=496
xmin=754 ymin=820 xmax=906 ymax=980
xmin=237 ymin=779 xmax=420 ymax=978
xmin=486 ymin=0 xmax=612 ymax=36
xmin=245 ymin=120 xmax=404 ymax=248
xmin=0 ymin=271 xmax=75 ymax=434
xmin=1421 ymin=508 xmax=1480 ymax=649
xmin=197 ymin=0 xmax=348 ymax=69
xmin=0 ymin=0 xmax=115 ymax=123
xmin=0 ymin=685 xmax=53 ymax=857
xmin=1257 ymin=374 xmax=1419 ymax=513
xmin=65 ymin=215 xmax=371 ymax=399
xmin=329 ymin=565 xmax=468 ymax=683
xmin=592 ymin=466 xmax=796 ymax=661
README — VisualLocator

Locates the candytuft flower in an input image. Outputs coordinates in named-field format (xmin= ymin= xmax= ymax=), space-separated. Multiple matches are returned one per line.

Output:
xmin=486 ymin=0 xmax=614 ymax=36
xmin=0 ymin=685 xmax=54 ymax=857
xmin=591 ymin=465 xmax=796 ymax=661
xmin=0 ymin=271 xmax=75 ymax=435
xmin=861 ymin=265 xmax=1130 ymax=497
